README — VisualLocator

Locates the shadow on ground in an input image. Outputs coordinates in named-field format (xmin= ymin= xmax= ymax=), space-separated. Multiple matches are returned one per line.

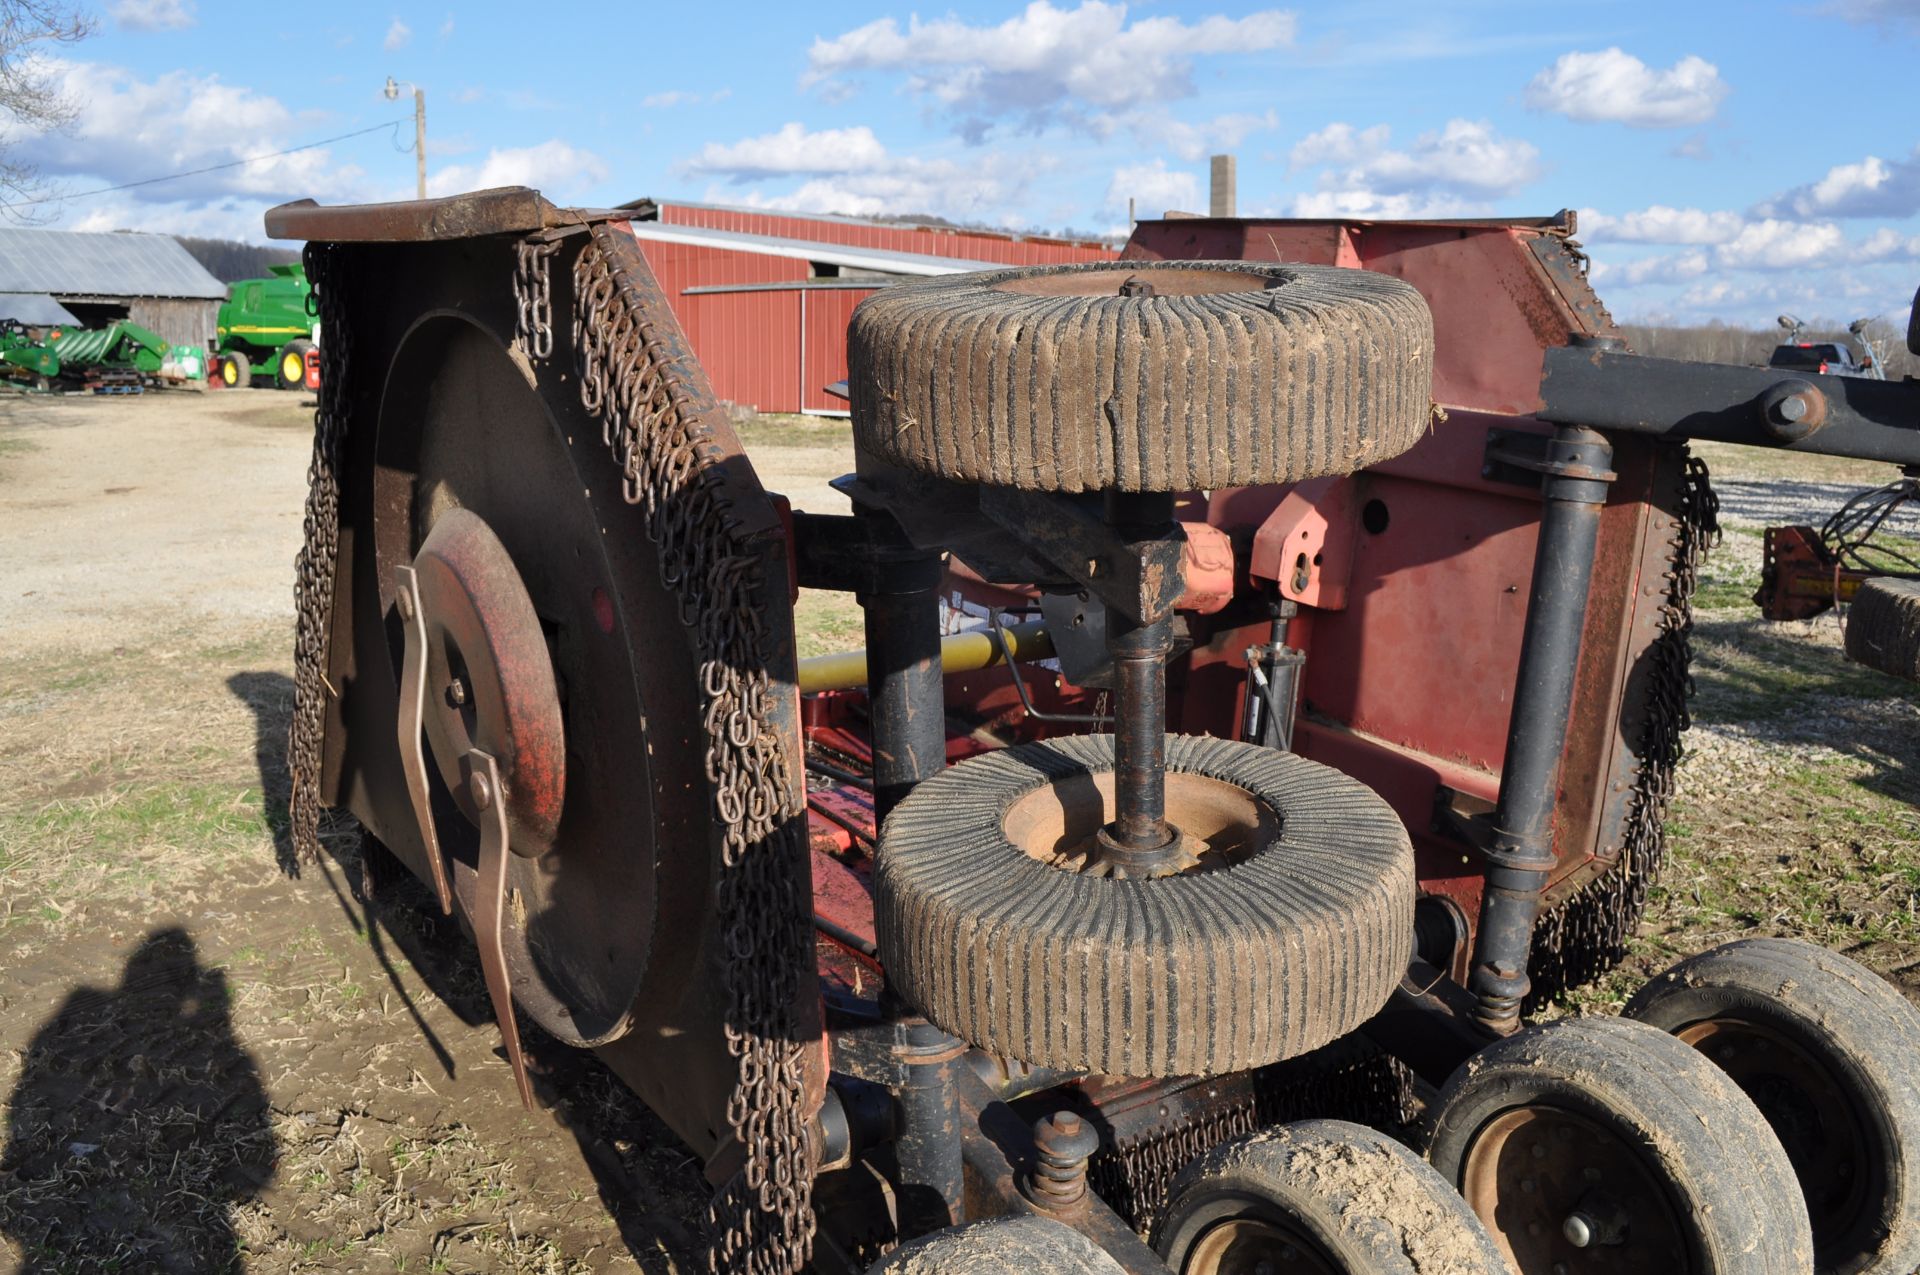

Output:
xmin=0 ymin=929 xmax=276 ymax=1272
xmin=223 ymin=670 xmax=703 ymax=1269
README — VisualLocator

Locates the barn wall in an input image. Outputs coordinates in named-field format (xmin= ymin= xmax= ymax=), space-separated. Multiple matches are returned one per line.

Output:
xmin=127 ymin=297 xmax=219 ymax=349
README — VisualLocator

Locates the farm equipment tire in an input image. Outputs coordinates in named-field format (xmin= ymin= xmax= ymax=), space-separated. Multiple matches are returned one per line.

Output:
xmin=219 ymin=350 xmax=251 ymax=389
xmin=277 ymin=339 xmax=314 ymax=391
xmin=1427 ymin=1015 xmax=1813 ymax=1274
xmin=866 ymin=1215 xmax=1127 ymax=1274
xmin=1623 ymin=938 xmax=1920 ymax=1275
xmin=874 ymin=733 xmax=1414 ymax=1076
xmin=1153 ymin=1119 xmax=1508 ymax=1275
xmin=1846 ymin=578 xmax=1920 ymax=683
xmin=846 ymin=260 xmax=1433 ymax=493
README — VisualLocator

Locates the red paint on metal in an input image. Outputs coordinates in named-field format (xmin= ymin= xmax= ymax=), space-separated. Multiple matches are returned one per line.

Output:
xmin=1175 ymin=520 xmax=1235 ymax=614
xmin=1249 ymin=476 xmax=1361 ymax=610
xmin=811 ymin=846 xmax=877 ymax=951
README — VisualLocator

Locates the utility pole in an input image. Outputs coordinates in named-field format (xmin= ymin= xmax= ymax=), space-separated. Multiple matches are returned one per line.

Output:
xmin=385 ymin=77 xmax=428 ymax=200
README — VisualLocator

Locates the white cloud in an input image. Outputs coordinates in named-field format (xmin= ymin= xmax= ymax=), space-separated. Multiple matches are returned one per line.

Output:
xmin=708 ymin=152 xmax=1046 ymax=223
xmin=680 ymin=123 xmax=889 ymax=180
xmin=1860 ymin=226 xmax=1920 ymax=260
xmin=430 ymin=140 xmax=606 ymax=197
xmin=384 ymin=18 xmax=411 ymax=51
xmin=1286 ymin=188 xmax=1482 ymax=219
xmin=1106 ymin=160 xmax=1199 ymax=216
xmin=1758 ymin=149 xmax=1920 ymax=219
xmin=1714 ymin=218 xmax=1848 ymax=270
xmin=438 ymin=12 xmax=454 ymax=38
xmin=642 ymin=88 xmax=732 ymax=109
xmin=1303 ymin=118 xmax=1540 ymax=197
xmin=1524 ymin=48 xmax=1727 ymax=128
xmin=1289 ymin=122 xmax=1389 ymax=169
xmin=111 ymin=0 xmax=195 ymax=31
xmin=1578 ymin=204 xmax=1747 ymax=244
xmin=1824 ymin=0 xmax=1920 ymax=28
xmin=1121 ymin=110 xmax=1278 ymax=163
xmin=805 ymin=2 xmax=1296 ymax=128
xmin=1593 ymin=249 xmax=1711 ymax=287
xmin=14 ymin=58 xmax=369 ymax=213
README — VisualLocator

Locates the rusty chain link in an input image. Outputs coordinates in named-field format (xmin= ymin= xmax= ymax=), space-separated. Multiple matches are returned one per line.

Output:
xmin=1528 ymin=447 xmax=1719 ymax=1006
xmin=565 ymin=227 xmax=816 ymax=1275
xmin=288 ymin=241 xmax=353 ymax=867
xmin=512 ymin=236 xmax=559 ymax=361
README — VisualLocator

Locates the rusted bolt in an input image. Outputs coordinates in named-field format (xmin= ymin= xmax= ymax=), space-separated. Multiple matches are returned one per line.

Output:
xmin=1117 ymin=275 xmax=1156 ymax=298
xmin=1758 ymin=378 xmax=1828 ymax=442
xmin=1024 ymin=1110 xmax=1100 ymax=1212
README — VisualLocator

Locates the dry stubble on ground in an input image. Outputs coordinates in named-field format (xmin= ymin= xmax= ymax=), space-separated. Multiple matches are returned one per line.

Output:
xmin=1 ymin=395 xmax=1917 ymax=1273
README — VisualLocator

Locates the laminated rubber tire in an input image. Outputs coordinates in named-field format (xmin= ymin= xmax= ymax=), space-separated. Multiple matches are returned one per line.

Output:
xmin=847 ymin=260 xmax=1434 ymax=493
xmin=867 ymin=1215 xmax=1126 ymax=1274
xmin=1427 ymin=1015 xmax=1814 ymax=1274
xmin=1154 ymin=1119 xmax=1509 ymax=1274
xmin=874 ymin=733 xmax=1415 ymax=1077
xmin=1846 ymin=578 xmax=1920 ymax=682
xmin=1623 ymin=937 xmax=1920 ymax=1275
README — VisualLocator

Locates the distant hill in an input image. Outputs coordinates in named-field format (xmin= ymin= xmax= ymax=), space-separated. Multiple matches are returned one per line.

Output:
xmin=175 ymin=237 xmax=301 ymax=284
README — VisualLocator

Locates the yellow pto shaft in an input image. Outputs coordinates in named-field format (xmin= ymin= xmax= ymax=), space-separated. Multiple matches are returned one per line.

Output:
xmin=797 ymin=619 xmax=1054 ymax=694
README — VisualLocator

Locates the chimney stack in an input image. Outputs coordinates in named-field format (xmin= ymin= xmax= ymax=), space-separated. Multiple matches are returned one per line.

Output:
xmin=1209 ymin=154 xmax=1237 ymax=218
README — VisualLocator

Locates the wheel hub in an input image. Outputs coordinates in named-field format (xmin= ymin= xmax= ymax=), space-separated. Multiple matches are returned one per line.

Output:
xmin=1186 ymin=1217 xmax=1342 ymax=1275
xmin=412 ymin=506 xmax=565 ymax=856
xmin=1460 ymin=1105 xmax=1688 ymax=1272
xmin=1002 ymin=770 xmax=1273 ymax=878
xmin=1675 ymin=1017 xmax=1875 ymax=1248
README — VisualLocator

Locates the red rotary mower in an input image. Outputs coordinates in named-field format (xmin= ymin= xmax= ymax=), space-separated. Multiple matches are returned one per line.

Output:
xmin=269 ymin=187 xmax=1920 ymax=1275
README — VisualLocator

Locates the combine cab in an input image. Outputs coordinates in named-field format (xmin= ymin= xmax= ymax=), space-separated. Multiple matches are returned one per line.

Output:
xmin=268 ymin=188 xmax=1920 ymax=1275
xmin=210 ymin=261 xmax=316 ymax=390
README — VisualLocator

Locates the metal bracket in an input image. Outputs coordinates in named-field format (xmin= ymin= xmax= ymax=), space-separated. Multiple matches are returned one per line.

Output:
xmin=978 ymin=488 xmax=1187 ymax=625
xmin=393 ymin=565 xmax=453 ymax=915
xmin=1481 ymin=428 xmax=1618 ymax=495
xmin=464 ymin=747 xmax=535 ymax=1110
xmin=1431 ymin=783 xmax=1496 ymax=855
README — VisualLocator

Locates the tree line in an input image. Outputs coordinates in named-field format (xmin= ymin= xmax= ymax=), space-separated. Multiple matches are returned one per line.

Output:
xmin=1618 ymin=318 xmax=1917 ymax=379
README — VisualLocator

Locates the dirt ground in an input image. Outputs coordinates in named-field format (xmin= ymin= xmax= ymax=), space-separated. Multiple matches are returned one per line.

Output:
xmin=2 ymin=392 xmax=1918 ymax=1272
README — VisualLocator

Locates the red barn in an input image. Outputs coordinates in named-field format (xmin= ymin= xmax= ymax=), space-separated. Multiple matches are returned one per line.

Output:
xmin=622 ymin=199 xmax=1118 ymax=415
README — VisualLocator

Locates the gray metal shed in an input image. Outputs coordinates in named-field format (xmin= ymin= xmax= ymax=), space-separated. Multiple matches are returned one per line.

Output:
xmin=0 ymin=228 xmax=226 ymax=348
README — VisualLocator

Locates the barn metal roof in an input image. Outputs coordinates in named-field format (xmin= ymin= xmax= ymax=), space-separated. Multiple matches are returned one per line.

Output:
xmin=623 ymin=195 xmax=1117 ymax=252
xmin=625 ymin=220 xmax=1010 ymax=277
xmin=0 ymin=228 xmax=226 ymax=300
xmin=0 ymin=293 xmax=80 ymax=325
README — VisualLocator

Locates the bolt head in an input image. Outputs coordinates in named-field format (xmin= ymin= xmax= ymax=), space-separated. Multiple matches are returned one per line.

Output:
xmin=1778 ymin=395 xmax=1808 ymax=423
xmin=469 ymin=771 xmax=492 ymax=810
xmin=448 ymin=678 xmax=468 ymax=706
xmin=1563 ymin=1213 xmax=1594 ymax=1248
xmin=1053 ymin=1112 xmax=1082 ymax=1136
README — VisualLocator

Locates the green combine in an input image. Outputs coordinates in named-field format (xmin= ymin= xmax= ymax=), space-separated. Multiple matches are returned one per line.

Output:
xmin=212 ymin=262 xmax=316 ymax=389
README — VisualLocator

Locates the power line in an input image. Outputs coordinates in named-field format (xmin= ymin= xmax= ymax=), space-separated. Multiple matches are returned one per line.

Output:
xmin=0 ymin=119 xmax=409 ymax=210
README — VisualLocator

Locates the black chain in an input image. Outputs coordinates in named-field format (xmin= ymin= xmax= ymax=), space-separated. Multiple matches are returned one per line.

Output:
xmin=565 ymin=227 xmax=816 ymax=1275
xmin=1527 ymin=448 xmax=1718 ymax=1006
xmin=288 ymin=241 xmax=353 ymax=868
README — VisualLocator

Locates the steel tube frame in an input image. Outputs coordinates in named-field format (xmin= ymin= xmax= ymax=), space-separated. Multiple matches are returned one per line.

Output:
xmin=853 ymin=503 xmax=966 ymax=1236
xmin=1466 ymin=425 xmax=1616 ymax=1031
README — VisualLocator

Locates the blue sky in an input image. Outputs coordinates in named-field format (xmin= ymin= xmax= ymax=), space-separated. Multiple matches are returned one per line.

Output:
xmin=13 ymin=0 xmax=1920 ymax=327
